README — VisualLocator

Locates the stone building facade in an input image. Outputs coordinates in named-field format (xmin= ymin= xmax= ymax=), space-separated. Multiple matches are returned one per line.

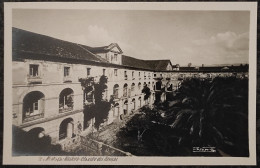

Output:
xmin=12 ymin=27 xmax=248 ymax=149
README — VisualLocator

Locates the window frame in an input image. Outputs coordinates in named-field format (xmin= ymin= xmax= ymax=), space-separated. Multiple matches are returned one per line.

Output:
xmin=87 ymin=67 xmax=91 ymax=77
xmin=29 ymin=64 xmax=39 ymax=77
xmin=114 ymin=69 xmax=118 ymax=76
xmin=64 ymin=66 xmax=70 ymax=77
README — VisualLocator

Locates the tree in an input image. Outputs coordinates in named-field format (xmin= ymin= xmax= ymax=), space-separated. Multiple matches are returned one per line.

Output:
xmin=80 ymin=75 xmax=113 ymax=130
xmin=142 ymin=85 xmax=151 ymax=100
xmin=167 ymin=77 xmax=249 ymax=156
xmin=188 ymin=63 xmax=192 ymax=67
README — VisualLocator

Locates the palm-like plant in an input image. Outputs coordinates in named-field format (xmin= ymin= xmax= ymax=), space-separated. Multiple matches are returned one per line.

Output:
xmin=168 ymin=77 xmax=248 ymax=156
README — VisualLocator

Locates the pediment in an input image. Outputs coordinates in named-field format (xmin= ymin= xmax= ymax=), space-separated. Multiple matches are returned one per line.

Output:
xmin=107 ymin=43 xmax=123 ymax=54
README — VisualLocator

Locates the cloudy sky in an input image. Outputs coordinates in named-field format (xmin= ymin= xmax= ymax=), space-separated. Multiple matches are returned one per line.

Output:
xmin=13 ymin=9 xmax=250 ymax=66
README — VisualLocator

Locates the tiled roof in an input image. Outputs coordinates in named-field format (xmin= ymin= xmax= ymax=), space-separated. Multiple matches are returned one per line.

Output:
xmin=121 ymin=55 xmax=153 ymax=70
xmin=145 ymin=60 xmax=172 ymax=71
xmin=12 ymin=27 xmax=173 ymax=71
xmin=179 ymin=66 xmax=248 ymax=72
xmin=12 ymin=27 xmax=105 ymax=63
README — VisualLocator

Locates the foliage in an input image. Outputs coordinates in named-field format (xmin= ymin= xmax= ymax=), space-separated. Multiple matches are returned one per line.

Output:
xmin=142 ymin=85 xmax=151 ymax=100
xmin=79 ymin=77 xmax=94 ymax=88
xmin=12 ymin=126 xmax=64 ymax=156
xmin=167 ymin=77 xmax=249 ymax=156
xmin=80 ymin=75 xmax=112 ymax=130
xmin=117 ymin=77 xmax=249 ymax=156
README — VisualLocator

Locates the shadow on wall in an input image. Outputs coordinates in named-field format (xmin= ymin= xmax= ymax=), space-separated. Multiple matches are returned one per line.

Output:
xmin=12 ymin=125 xmax=65 ymax=156
xmin=83 ymin=101 xmax=112 ymax=131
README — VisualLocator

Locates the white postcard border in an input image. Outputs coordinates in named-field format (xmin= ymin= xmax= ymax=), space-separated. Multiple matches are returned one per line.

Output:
xmin=3 ymin=2 xmax=258 ymax=165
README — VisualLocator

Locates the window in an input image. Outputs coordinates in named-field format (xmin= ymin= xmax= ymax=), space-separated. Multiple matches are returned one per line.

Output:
xmin=138 ymin=82 xmax=141 ymax=90
xmin=132 ymin=71 xmax=135 ymax=78
xmin=59 ymin=88 xmax=74 ymax=112
xmin=113 ymin=84 xmax=119 ymax=99
xmin=23 ymin=91 xmax=45 ymax=122
xmin=103 ymin=69 xmax=106 ymax=76
xmin=34 ymin=101 xmax=38 ymax=111
xmin=114 ymin=69 xmax=118 ymax=76
xmin=139 ymin=72 xmax=141 ymax=77
xmin=124 ymin=71 xmax=127 ymax=80
xmin=29 ymin=64 xmax=39 ymax=77
xmin=123 ymin=84 xmax=128 ymax=97
xmin=87 ymin=68 xmax=91 ymax=77
xmin=64 ymin=67 xmax=70 ymax=77
xmin=154 ymin=74 xmax=156 ymax=77
xmin=114 ymin=54 xmax=118 ymax=61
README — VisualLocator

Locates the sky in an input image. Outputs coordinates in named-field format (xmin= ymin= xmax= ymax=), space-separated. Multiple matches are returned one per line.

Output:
xmin=13 ymin=9 xmax=250 ymax=66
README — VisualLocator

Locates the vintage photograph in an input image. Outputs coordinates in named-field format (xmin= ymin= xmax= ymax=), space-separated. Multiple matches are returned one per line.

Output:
xmin=4 ymin=2 xmax=257 ymax=166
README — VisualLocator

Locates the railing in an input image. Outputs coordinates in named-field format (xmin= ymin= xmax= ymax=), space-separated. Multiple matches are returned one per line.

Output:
xmin=23 ymin=113 xmax=44 ymax=123
xmin=28 ymin=76 xmax=42 ymax=84
xmin=80 ymin=136 xmax=133 ymax=156
xmin=59 ymin=107 xmax=73 ymax=113
xmin=86 ymin=97 xmax=94 ymax=103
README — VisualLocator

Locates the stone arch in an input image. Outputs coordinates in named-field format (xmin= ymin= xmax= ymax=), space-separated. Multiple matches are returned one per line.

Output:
xmin=27 ymin=127 xmax=45 ymax=139
xmin=131 ymin=83 xmax=135 ymax=96
xmin=132 ymin=98 xmax=136 ymax=111
xmin=123 ymin=83 xmax=128 ymax=97
xmin=138 ymin=82 xmax=142 ymax=92
xmin=123 ymin=100 xmax=128 ymax=115
xmin=138 ymin=97 xmax=142 ymax=108
xmin=59 ymin=88 xmax=74 ymax=113
xmin=59 ymin=117 xmax=74 ymax=140
xmin=83 ymin=85 xmax=94 ymax=104
xmin=113 ymin=84 xmax=119 ymax=99
xmin=155 ymin=81 xmax=162 ymax=90
xmin=22 ymin=91 xmax=45 ymax=122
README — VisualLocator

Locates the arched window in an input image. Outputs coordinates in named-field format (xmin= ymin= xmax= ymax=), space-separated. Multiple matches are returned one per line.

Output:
xmin=23 ymin=91 xmax=45 ymax=122
xmin=131 ymin=83 xmax=135 ymax=93
xmin=123 ymin=100 xmax=128 ymax=115
xmin=123 ymin=83 xmax=128 ymax=97
xmin=27 ymin=127 xmax=45 ymax=139
xmin=59 ymin=88 xmax=74 ymax=113
xmin=113 ymin=84 xmax=119 ymax=99
xmin=148 ymin=82 xmax=151 ymax=88
xmin=84 ymin=86 xmax=94 ymax=103
xmin=59 ymin=118 xmax=74 ymax=140
xmin=138 ymin=82 xmax=141 ymax=91
xmin=138 ymin=97 xmax=142 ymax=107
xmin=132 ymin=98 xmax=136 ymax=110
xmin=156 ymin=81 xmax=162 ymax=90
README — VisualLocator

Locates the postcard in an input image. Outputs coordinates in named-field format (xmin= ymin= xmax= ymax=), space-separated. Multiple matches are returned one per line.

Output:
xmin=3 ymin=2 xmax=257 ymax=165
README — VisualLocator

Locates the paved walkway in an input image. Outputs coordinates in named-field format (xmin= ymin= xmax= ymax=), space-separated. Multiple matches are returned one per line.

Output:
xmin=91 ymin=110 xmax=140 ymax=146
